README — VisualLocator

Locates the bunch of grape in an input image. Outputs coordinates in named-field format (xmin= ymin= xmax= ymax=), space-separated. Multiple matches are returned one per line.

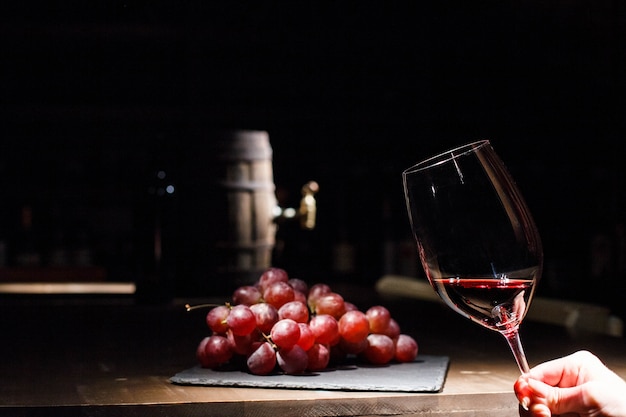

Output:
xmin=195 ymin=267 xmax=419 ymax=375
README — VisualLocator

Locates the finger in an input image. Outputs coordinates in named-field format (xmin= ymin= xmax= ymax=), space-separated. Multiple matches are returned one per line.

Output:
xmin=526 ymin=351 xmax=599 ymax=387
xmin=518 ymin=402 xmax=531 ymax=416
xmin=514 ymin=375 xmax=532 ymax=409
xmin=527 ymin=377 xmax=587 ymax=416
xmin=528 ymin=403 xmax=552 ymax=417
xmin=515 ymin=378 xmax=553 ymax=416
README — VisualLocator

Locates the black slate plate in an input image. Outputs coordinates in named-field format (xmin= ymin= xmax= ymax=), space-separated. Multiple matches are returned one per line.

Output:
xmin=170 ymin=355 xmax=449 ymax=393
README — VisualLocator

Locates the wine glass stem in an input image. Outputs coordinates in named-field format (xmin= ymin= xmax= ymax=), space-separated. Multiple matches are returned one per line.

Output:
xmin=502 ymin=330 xmax=530 ymax=373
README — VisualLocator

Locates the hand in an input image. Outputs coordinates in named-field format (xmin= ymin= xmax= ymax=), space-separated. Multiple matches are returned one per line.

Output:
xmin=514 ymin=350 xmax=626 ymax=417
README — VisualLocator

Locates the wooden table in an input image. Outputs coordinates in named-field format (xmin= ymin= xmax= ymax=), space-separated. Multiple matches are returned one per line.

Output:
xmin=1 ymin=287 xmax=625 ymax=417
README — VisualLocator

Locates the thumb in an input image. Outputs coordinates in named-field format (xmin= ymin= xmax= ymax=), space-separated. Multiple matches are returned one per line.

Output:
xmin=527 ymin=377 xmax=587 ymax=416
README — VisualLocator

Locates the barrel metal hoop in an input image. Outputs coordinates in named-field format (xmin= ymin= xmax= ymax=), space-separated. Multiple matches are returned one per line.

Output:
xmin=218 ymin=180 xmax=276 ymax=191
xmin=216 ymin=242 xmax=275 ymax=249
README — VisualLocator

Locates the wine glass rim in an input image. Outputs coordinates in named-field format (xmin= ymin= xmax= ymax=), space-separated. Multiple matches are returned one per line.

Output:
xmin=403 ymin=140 xmax=491 ymax=175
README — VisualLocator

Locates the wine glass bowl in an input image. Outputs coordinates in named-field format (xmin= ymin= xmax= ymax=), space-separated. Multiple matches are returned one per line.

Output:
xmin=403 ymin=140 xmax=543 ymax=373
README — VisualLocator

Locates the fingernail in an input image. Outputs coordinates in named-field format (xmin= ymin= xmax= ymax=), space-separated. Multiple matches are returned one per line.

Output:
xmin=520 ymin=397 xmax=530 ymax=411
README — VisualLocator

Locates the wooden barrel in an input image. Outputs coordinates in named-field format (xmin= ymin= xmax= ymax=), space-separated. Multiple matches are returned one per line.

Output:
xmin=210 ymin=130 xmax=278 ymax=287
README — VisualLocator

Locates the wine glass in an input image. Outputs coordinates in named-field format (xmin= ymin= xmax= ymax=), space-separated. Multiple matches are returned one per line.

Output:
xmin=402 ymin=140 xmax=542 ymax=373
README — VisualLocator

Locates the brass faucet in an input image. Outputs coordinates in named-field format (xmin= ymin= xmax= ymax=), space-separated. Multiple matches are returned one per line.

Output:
xmin=298 ymin=181 xmax=319 ymax=230
xmin=274 ymin=181 xmax=319 ymax=230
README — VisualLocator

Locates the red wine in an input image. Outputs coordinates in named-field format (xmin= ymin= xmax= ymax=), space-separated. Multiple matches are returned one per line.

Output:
xmin=431 ymin=277 xmax=535 ymax=333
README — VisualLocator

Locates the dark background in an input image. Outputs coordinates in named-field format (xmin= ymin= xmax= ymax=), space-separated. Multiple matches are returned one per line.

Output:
xmin=0 ymin=2 xmax=624 ymax=313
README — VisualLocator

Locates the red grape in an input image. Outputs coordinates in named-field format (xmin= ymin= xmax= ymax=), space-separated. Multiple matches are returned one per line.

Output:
xmin=338 ymin=310 xmax=369 ymax=343
xmin=329 ymin=344 xmax=348 ymax=364
xmin=232 ymin=285 xmax=262 ymax=306
xmin=394 ymin=334 xmax=418 ymax=363
xmin=276 ymin=345 xmax=308 ymax=374
xmin=247 ymin=341 xmax=277 ymax=376
xmin=293 ymin=290 xmax=307 ymax=304
xmin=365 ymin=305 xmax=391 ymax=334
xmin=196 ymin=336 xmax=212 ymax=367
xmin=361 ymin=334 xmax=395 ymax=365
xmin=307 ymin=283 xmax=331 ymax=311
xmin=288 ymin=278 xmax=308 ymax=294
xmin=227 ymin=328 xmax=260 ymax=356
xmin=197 ymin=335 xmax=233 ymax=369
xmin=258 ymin=267 xmax=289 ymax=292
xmin=226 ymin=304 xmax=257 ymax=336
xmin=344 ymin=301 xmax=359 ymax=312
xmin=206 ymin=305 xmax=230 ymax=334
xmin=278 ymin=300 xmax=310 ymax=323
xmin=263 ymin=281 xmax=295 ymax=309
xmin=309 ymin=314 xmax=339 ymax=345
xmin=270 ymin=318 xmax=301 ymax=349
xmin=296 ymin=322 xmax=315 ymax=351
xmin=315 ymin=292 xmax=346 ymax=319
xmin=249 ymin=302 xmax=279 ymax=334
xmin=306 ymin=343 xmax=330 ymax=371
xmin=338 ymin=335 xmax=369 ymax=355
xmin=381 ymin=318 xmax=401 ymax=339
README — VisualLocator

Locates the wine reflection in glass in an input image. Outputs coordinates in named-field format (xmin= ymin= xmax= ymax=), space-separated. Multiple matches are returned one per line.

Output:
xmin=402 ymin=140 xmax=542 ymax=373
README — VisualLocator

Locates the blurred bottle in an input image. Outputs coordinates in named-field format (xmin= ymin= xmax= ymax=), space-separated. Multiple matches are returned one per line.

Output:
xmin=380 ymin=197 xmax=419 ymax=278
xmin=48 ymin=227 xmax=70 ymax=267
xmin=0 ymin=228 xmax=7 ymax=268
xmin=586 ymin=166 xmax=625 ymax=317
xmin=381 ymin=198 xmax=396 ymax=275
xmin=331 ymin=197 xmax=356 ymax=283
xmin=72 ymin=227 xmax=93 ymax=267
xmin=0 ymin=207 xmax=7 ymax=268
xmin=13 ymin=205 xmax=41 ymax=267
xmin=134 ymin=159 xmax=178 ymax=304
xmin=331 ymin=226 xmax=356 ymax=281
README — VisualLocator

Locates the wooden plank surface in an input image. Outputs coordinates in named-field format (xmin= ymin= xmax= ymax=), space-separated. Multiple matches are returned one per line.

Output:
xmin=1 ymin=287 xmax=625 ymax=417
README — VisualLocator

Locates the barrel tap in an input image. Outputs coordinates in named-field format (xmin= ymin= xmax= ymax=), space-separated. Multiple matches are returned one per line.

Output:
xmin=274 ymin=181 xmax=319 ymax=230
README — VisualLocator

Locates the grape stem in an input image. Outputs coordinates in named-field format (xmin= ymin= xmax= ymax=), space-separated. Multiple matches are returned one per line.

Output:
xmin=261 ymin=332 xmax=278 ymax=351
xmin=185 ymin=302 xmax=228 ymax=312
